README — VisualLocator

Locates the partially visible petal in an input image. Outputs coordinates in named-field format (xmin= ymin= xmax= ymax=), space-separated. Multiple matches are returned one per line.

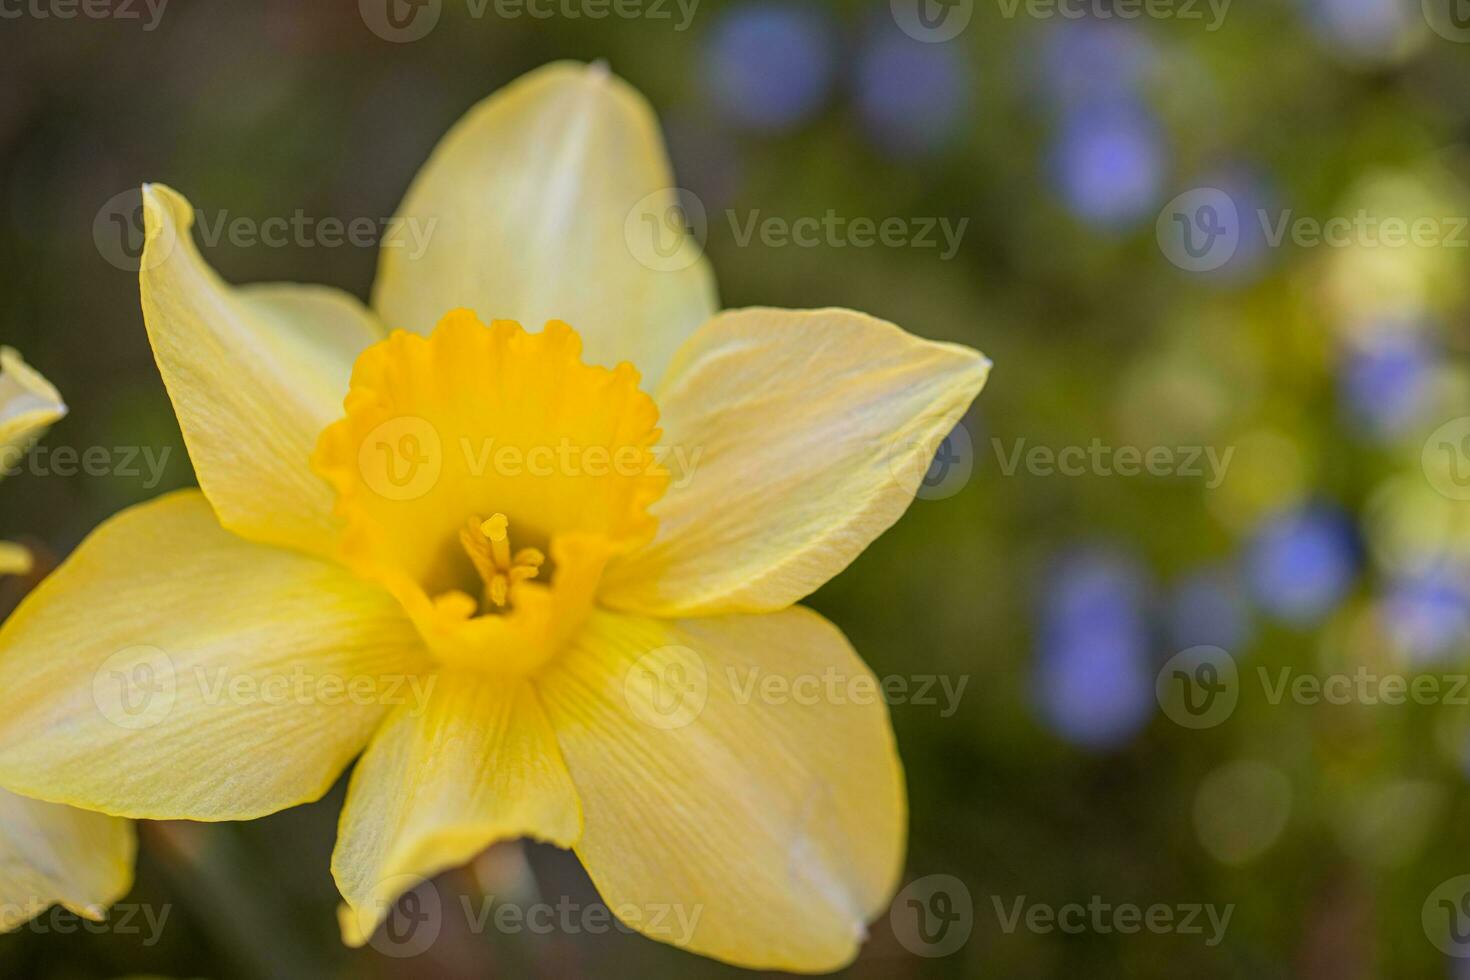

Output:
xmin=139 ymin=184 xmax=385 ymax=558
xmin=371 ymin=61 xmax=717 ymax=385
xmin=538 ymin=607 xmax=906 ymax=973
xmin=0 ymin=542 xmax=31 ymax=576
xmin=601 ymin=307 xmax=990 ymax=616
xmin=0 ymin=490 xmax=428 ymax=821
xmin=0 ymin=346 xmax=66 ymax=458
xmin=334 ymin=673 xmax=582 ymax=946
xmin=0 ymin=789 xmax=135 ymax=932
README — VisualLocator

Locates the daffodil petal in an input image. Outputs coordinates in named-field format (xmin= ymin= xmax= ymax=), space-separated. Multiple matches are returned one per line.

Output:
xmin=140 ymin=183 xmax=386 ymax=558
xmin=371 ymin=61 xmax=717 ymax=385
xmin=0 ymin=788 xmax=135 ymax=932
xmin=601 ymin=307 xmax=990 ymax=616
xmin=0 ymin=490 xmax=428 ymax=821
xmin=334 ymin=673 xmax=582 ymax=947
xmin=0 ymin=346 xmax=66 ymax=463
xmin=538 ymin=607 xmax=906 ymax=973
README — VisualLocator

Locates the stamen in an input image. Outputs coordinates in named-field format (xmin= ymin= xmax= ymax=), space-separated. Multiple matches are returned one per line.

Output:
xmin=460 ymin=513 xmax=541 ymax=611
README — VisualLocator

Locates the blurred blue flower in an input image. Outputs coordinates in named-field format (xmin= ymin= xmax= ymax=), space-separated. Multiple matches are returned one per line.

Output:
xmin=704 ymin=4 xmax=837 ymax=132
xmin=1245 ymin=504 xmax=1360 ymax=625
xmin=1036 ymin=548 xmax=1155 ymax=749
xmin=1338 ymin=321 xmax=1436 ymax=441
xmin=1188 ymin=165 xmax=1278 ymax=285
xmin=1382 ymin=562 xmax=1470 ymax=663
xmin=1033 ymin=19 xmax=1155 ymax=109
xmin=854 ymin=29 xmax=970 ymax=156
xmin=1051 ymin=101 xmax=1165 ymax=230
xmin=1168 ymin=565 xmax=1253 ymax=653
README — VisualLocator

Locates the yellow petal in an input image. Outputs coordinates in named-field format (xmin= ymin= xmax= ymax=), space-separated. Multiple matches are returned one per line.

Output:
xmin=0 ymin=346 xmax=66 ymax=461
xmin=139 ymin=184 xmax=386 ymax=558
xmin=334 ymin=672 xmax=581 ymax=946
xmin=0 ymin=490 xmax=429 ymax=820
xmin=371 ymin=61 xmax=717 ymax=385
xmin=537 ymin=607 xmax=906 ymax=973
xmin=601 ymin=307 xmax=990 ymax=616
xmin=0 ymin=788 xmax=135 ymax=932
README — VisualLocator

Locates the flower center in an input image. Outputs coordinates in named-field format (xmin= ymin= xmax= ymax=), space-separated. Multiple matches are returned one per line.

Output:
xmin=312 ymin=311 xmax=667 ymax=675
xmin=460 ymin=513 xmax=544 ymax=611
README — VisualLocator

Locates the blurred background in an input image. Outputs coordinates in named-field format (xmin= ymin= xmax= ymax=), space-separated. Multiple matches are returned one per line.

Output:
xmin=4 ymin=0 xmax=1470 ymax=976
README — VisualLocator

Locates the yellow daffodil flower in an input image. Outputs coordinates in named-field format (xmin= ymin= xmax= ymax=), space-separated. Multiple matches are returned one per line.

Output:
xmin=0 ymin=349 xmax=136 ymax=932
xmin=0 ymin=62 xmax=988 ymax=971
